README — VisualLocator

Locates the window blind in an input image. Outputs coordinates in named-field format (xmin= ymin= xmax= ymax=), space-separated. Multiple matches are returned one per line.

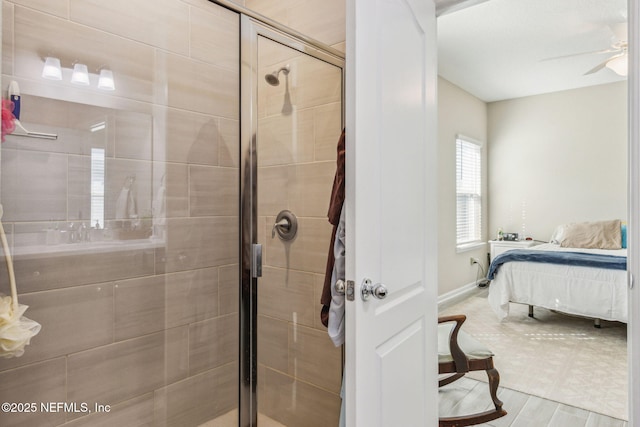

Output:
xmin=90 ymin=148 xmax=105 ymax=229
xmin=456 ymin=137 xmax=482 ymax=246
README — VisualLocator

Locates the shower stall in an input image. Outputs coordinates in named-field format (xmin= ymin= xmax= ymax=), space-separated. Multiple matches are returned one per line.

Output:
xmin=0 ymin=1 xmax=343 ymax=426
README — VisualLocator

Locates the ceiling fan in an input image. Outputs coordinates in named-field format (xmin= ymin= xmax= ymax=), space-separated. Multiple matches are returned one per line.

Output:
xmin=545 ymin=23 xmax=628 ymax=76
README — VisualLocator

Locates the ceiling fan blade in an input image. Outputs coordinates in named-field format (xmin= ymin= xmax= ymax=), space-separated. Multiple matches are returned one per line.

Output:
xmin=542 ymin=47 xmax=622 ymax=61
xmin=583 ymin=52 xmax=626 ymax=75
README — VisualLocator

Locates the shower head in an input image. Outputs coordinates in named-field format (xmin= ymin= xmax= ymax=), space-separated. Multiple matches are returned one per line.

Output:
xmin=265 ymin=65 xmax=290 ymax=86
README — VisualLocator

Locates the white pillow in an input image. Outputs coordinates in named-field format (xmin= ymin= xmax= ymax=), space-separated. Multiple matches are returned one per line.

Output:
xmin=549 ymin=225 xmax=565 ymax=244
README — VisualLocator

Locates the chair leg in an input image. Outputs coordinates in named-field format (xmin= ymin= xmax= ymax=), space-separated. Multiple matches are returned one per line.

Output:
xmin=486 ymin=367 xmax=504 ymax=412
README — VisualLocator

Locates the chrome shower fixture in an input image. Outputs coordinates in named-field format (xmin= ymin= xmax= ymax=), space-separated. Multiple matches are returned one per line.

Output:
xmin=264 ymin=65 xmax=290 ymax=86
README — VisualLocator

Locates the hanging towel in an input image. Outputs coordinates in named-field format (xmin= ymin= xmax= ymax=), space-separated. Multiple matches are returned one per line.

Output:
xmin=328 ymin=205 xmax=346 ymax=346
xmin=321 ymin=129 xmax=345 ymax=327
xmin=115 ymin=176 xmax=137 ymax=220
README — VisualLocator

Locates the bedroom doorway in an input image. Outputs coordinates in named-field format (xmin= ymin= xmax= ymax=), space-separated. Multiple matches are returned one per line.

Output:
xmin=437 ymin=0 xmax=638 ymax=423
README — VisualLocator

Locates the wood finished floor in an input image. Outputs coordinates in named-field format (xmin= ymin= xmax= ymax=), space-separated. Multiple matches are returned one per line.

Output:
xmin=440 ymin=376 xmax=628 ymax=427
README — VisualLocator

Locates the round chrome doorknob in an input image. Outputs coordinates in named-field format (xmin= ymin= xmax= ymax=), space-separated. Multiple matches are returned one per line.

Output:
xmin=372 ymin=283 xmax=388 ymax=299
xmin=361 ymin=278 xmax=388 ymax=301
xmin=334 ymin=279 xmax=345 ymax=295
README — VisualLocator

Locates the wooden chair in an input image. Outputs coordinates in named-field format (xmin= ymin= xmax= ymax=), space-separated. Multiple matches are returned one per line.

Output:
xmin=438 ymin=315 xmax=507 ymax=427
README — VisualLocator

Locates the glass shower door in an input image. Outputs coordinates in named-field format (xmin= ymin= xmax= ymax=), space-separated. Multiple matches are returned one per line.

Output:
xmin=240 ymin=17 xmax=345 ymax=426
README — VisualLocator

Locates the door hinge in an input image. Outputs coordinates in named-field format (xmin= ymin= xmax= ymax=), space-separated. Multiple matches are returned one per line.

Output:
xmin=346 ymin=280 xmax=355 ymax=301
xmin=252 ymin=243 xmax=262 ymax=278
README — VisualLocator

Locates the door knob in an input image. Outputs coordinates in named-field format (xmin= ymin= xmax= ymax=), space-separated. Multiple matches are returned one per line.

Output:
xmin=361 ymin=278 xmax=388 ymax=301
xmin=335 ymin=279 xmax=345 ymax=295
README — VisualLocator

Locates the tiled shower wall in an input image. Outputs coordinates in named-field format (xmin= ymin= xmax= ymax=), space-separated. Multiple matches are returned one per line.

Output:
xmin=255 ymin=38 xmax=343 ymax=426
xmin=0 ymin=1 xmax=241 ymax=426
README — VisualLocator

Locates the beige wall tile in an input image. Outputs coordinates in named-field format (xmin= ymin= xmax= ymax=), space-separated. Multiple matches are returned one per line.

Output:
xmin=246 ymin=0 xmax=345 ymax=47
xmin=218 ymin=118 xmax=239 ymax=168
xmin=3 ymin=2 xmax=13 ymax=75
xmin=1 ymin=149 xmax=68 ymax=222
xmin=69 ymin=0 xmax=190 ymax=55
xmin=190 ymin=5 xmax=239 ymax=71
xmin=257 ymin=315 xmax=288 ymax=373
xmin=115 ymin=111 xmax=153 ymax=161
xmin=190 ymin=166 xmax=238 ymax=217
xmin=68 ymin=328 xmax=189 ymax=406
xmin=114 ymin=275 xmax=166 ymax=341
xmin=313 ymin=103 xmax=342 ymax=161
xmin=153 ymin=108 xmax=220 ymax=166
xmin=288 ymin=0 xmax=346 ymax=46
xmin=14 ymin=7 xmax=155 ymax=104
xmin=155 ymin=51 xmax=238 ymax=119
xmin=312 ymin=273 xmax=327 ymax=331
xmin=258 ymin=165 xmax=288 ymax=217
xmin=63 ymin=394 xmax=155 ymax=427
xmin=156 ymin=217 xmax=238 ymax=274
xmin=154 ymin=363 xmax=237 ymax=427
xmin=260 ymin=368 xmax=340 ymax=427
xmin=0 ymin=284 xmax=114 ymax=371
xmin=288 ymin=324 xmax=342 ymax=393
xmin=257 ymin=109 xmax=315 ymax=166
xmin=218 ymin=264 xmax=239 ymax=316
xmin=280 ymin=57 xmax=342 ymax=114
xmin=165 ymin=268 xmax=219 ymax=326
xmin=258 ymin=266 xmax=315 ymax=327
xmin=153 ymin=161 xmax=189 ymax=219
xmin=0 ymin=358 xmax=67 ymax=427
xmin=189 ymin=313 xmax=238 ymax=375
xmin=10 ymin=0 xmax=68 ymax=18
xmin=115 ymin=268 xmax=219 ymax=340
xmin=288 ymin=161 xmax=334 ymax=218
xmin=265 ymin=217 xmax=332 ymax=274
xmin=10 ymin=247 xmax=155 ymax=293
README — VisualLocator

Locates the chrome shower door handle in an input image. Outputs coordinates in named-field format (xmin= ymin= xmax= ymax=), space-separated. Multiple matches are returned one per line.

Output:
xmin=360 ymin=278 xmax=388 ymax=301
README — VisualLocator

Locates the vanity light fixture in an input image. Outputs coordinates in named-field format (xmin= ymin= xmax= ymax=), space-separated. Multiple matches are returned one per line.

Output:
xmin=97 ymin=68 xmax=115 ymax=91
xmin=42 ymin=57 xmax=62 ymax=80
xmin=70 ymin=63 xmax=90 ymax=85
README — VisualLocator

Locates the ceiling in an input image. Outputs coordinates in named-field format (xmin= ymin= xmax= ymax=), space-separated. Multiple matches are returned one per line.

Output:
xmin=437 ymin=0 xmax=628 ymax=102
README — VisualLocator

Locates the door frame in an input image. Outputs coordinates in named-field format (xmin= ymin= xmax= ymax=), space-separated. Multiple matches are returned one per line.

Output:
xmin=239 ymin=14 xmax=345 ymax=427
xmin=628 ymin=0 xmax=639 ymax=424
xmin=439 ymin=0 xmax=639 ymax=424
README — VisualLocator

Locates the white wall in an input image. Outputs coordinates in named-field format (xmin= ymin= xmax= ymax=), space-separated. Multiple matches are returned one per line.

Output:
xmin=438 ymin=77 xmax=488 ymax=296
xmin=488 ymin=82 xmax=627 ymax=242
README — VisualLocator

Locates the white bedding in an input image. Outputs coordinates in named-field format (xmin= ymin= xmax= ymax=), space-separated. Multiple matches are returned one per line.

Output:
xmin=488 ymin=243 xmax=628 ymax=323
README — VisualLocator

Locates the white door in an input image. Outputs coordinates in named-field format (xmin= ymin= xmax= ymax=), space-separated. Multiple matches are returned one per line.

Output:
xmin=345 ymin=0 xmax=438 ymax=426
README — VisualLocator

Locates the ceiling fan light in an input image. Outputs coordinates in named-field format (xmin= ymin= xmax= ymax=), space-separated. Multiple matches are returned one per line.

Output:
xmin=606 ymin=55 xmax=628 ymax=76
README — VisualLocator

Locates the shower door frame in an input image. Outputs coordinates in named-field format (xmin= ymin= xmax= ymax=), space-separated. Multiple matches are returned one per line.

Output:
xmin=239 ymin=15 xmax=345 ymax=427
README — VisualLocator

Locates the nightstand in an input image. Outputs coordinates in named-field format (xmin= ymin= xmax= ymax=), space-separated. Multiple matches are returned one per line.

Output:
xmin=489 ymin=240 xmax=539 ymax=262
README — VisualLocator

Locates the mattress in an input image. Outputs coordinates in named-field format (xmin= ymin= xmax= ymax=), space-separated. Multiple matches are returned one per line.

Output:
xmin=487 ymin=243 xmax=628 ymax=323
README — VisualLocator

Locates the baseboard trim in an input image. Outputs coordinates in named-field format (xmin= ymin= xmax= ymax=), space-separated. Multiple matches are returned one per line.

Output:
xmin=437 ymin=281 xmax=483 ymax=310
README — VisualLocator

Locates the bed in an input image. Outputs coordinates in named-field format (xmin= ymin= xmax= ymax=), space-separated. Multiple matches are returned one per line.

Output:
xmin=486 ymin=222 xmax=628 ymax=324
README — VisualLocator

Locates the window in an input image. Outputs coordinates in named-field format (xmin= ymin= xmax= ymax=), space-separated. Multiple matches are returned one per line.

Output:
xmin=456 ymin=136 xmax=482 ymax=248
